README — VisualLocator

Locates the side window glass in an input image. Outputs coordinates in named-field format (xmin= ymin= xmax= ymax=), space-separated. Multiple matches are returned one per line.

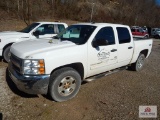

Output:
xmin=58 ymin=24 xmax=65 ymax=33
xmin=116 ymin=27 xmax=131 ymax=44
xmin=139 ymin=28 xmax=143 ymax=32
xmin=95 ymin=27 xmax=115 ymax=45
xmin=35 ymin=24 xmax=55 ymax=35
xmin=36 ymin=27 xmax=44 ymax=33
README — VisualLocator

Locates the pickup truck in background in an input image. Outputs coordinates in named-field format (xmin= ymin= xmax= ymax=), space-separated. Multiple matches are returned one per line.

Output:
xmin=0 ymin=22 xmax=68 ymax=62
xmin=131 ymin=27 xmax=149 ymax=38
xmin=8 ymin=23 xmax=153 ymax=102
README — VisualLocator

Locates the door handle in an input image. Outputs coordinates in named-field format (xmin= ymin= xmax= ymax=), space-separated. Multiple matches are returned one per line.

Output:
xmin=128 ymin=46 xmax=133 ymax=49
xmin=111 ymin=49 xmax=117 ymax=52
xmin=21 ymin=37 xmax=29 ymax=38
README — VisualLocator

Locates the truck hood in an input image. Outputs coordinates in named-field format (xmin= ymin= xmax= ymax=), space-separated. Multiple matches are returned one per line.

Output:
xmin=11 ymin=39 xmax=76 ymax=58
xmin=0 ymin=31 xmax=28 ymax=39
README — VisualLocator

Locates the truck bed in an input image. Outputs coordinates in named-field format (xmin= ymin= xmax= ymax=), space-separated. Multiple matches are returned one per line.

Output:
xmin=130 ymin=38 xmax=153 ymax=64
xmin=133 ymin=37 xmax=151 ymax=41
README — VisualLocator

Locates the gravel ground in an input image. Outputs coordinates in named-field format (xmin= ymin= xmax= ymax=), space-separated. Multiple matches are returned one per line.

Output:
xmin=0 ymin=40 xmax=160 ymax=120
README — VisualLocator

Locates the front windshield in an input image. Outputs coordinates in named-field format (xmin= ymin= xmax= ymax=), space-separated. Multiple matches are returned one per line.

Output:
xmin=19 ymin=23 xmax=40 ymax=33
xmin=56 ymin=25 xmax=96 ymax=45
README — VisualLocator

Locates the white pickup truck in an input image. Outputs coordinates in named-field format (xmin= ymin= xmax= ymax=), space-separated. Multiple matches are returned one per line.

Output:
xmin=0 ymin=22 xmax=68 ymax=62
xmin=8 ymin=23 xmax=153 ymax=102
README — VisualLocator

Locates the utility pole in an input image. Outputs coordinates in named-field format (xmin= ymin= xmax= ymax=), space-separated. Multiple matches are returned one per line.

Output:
xmin=90 ymin=0 xmax=95 ymax=22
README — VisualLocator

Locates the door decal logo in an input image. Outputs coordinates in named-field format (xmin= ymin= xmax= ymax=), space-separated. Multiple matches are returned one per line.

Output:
xmin=97 ymin=49 xmax=110 ymax=61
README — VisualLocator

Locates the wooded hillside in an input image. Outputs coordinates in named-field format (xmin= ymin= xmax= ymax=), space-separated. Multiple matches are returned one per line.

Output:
xmin=0 ymin=0 xmax=159 ymax=27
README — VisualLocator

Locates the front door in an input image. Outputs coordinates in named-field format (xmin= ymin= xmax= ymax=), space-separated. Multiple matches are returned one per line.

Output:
xmin=31 ymin=24 xmax=57 ymax=39
xmin=88 ymin=27 xmax=118 ymax=76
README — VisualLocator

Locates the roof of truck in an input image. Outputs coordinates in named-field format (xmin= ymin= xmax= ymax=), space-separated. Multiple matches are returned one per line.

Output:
xmin=74 ymin=23 xmax=129 ymax=27
xmin=36 ymin=22 xmax=67 ymax=24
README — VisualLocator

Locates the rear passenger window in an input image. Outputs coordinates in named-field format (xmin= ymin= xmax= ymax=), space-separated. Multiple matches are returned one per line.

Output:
xmin=117 ymin=27 xmax=131 ymax=44
xmin=58 ymin=24 xmax=65 ymax=32
xmin=95 ymin=27 xmax=115 ymax=45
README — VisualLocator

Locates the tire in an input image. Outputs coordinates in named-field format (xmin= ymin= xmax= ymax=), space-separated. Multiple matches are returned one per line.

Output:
xmin=48 ymin=67 xmax=81 ymax=102
xmin=144 ymin=35 xmax=148 ymax=38
xmin=3 ymin=46 xmax=11 ymax=62
xmin=155 ymin=35 xmax=160 ymax=39
xmin=129 ymin=54 xmax=146 ymax=71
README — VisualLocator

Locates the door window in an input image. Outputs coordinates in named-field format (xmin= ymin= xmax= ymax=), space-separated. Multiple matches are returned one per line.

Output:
xmin=58 ymin=24 xmax=65 ymax=33
xmin=139 ymin=28 xmax=144 ymax=32
xmin=95 ymin=27 xmax=115 ymax=45
xmin=35 ymin=24 xmax=55 ymax=35
xmin=116 ymin=27 xmax=131 ymax=44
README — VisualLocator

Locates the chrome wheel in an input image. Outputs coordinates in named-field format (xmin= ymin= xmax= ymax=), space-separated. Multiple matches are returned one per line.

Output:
xmin=58 ymin=76 xmax=76 ymax=96
xmin=137 ymin=55 xmax=145 ymax=69
xmin=49 ymin=67 xmax=81 ymax=102
xmin=128 ymin=54 xmax=146 ymax=71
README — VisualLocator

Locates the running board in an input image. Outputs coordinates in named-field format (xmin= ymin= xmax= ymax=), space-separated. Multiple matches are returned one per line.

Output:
xmin=84 ymin=66 xmax=127 ymax=82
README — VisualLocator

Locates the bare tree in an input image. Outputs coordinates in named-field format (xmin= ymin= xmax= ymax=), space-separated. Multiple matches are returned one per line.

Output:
xmin=0 ymin=0 xmax=160 ymax=27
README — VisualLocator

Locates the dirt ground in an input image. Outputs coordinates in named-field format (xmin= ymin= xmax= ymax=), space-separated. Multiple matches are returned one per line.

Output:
xmin=0 ymin=38 xmax=160 ymax=120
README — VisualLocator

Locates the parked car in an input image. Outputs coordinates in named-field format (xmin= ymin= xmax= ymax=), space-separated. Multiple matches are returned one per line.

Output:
xmin=8 ymin=23 xmax=153 ymax=102
xmin=0 ymin=22 xmax=68 ymax=62
xmin=151 ymin=28 xmax=160 ymax=39
xmin=131 ymin=27 xmax=149 ymax=38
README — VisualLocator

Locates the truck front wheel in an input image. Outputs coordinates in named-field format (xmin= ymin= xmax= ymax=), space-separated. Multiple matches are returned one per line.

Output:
xmin=3 ymin=46 xmax=11 ymax=62
xmin=130 ymin=54 xmax=146 ymax=71
xmin=48 ymin=67 xmax=81 ymax=102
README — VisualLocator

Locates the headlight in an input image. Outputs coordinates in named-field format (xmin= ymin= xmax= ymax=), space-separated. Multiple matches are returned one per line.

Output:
xmin=23 ymin=59 xmax=45 ymax=75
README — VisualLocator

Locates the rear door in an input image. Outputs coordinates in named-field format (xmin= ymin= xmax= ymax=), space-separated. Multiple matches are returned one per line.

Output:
xmin=88 ymin=26 xmax=118 ymax=76
xmin=116 ymin=27 xmax=134 ymax=67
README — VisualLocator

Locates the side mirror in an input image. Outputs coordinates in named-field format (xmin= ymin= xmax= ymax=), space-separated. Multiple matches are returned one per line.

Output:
xmin=97 ymin=39 xmax=109 ymax=46
xmin=92 ymin=40 xmax=98 ymax=48
xmin=53 ymin=36 xmax=59 ymax=39
xmin=33 ymin=31 xmax=40 ymax=36
xmin=92 ymin=39 xmax=109 ymax=48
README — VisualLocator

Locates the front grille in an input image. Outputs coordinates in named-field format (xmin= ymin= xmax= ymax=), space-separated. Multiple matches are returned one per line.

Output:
xmin=10 ymin=53 xmax=22 ymax=73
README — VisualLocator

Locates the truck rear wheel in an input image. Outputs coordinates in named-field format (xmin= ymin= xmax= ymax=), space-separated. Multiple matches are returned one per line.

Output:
xmin=129 ymin=54 xmax=146 ymax=71
xmin=144 ymin=35 xmax=149 ymax=38
xmin=155 ymin=35 xmax=160 ymax=39
xmin=3 ymin=46 xmax=11 ymax=62
xmin=48 ymin=67 xmax=81 ymax=102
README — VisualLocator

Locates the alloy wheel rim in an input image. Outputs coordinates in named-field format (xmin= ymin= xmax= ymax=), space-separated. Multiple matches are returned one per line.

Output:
xmin=58 ymin=76 xmax=76 ymax=96
xmin=137 ymin=56 xmax=145 ymax=69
